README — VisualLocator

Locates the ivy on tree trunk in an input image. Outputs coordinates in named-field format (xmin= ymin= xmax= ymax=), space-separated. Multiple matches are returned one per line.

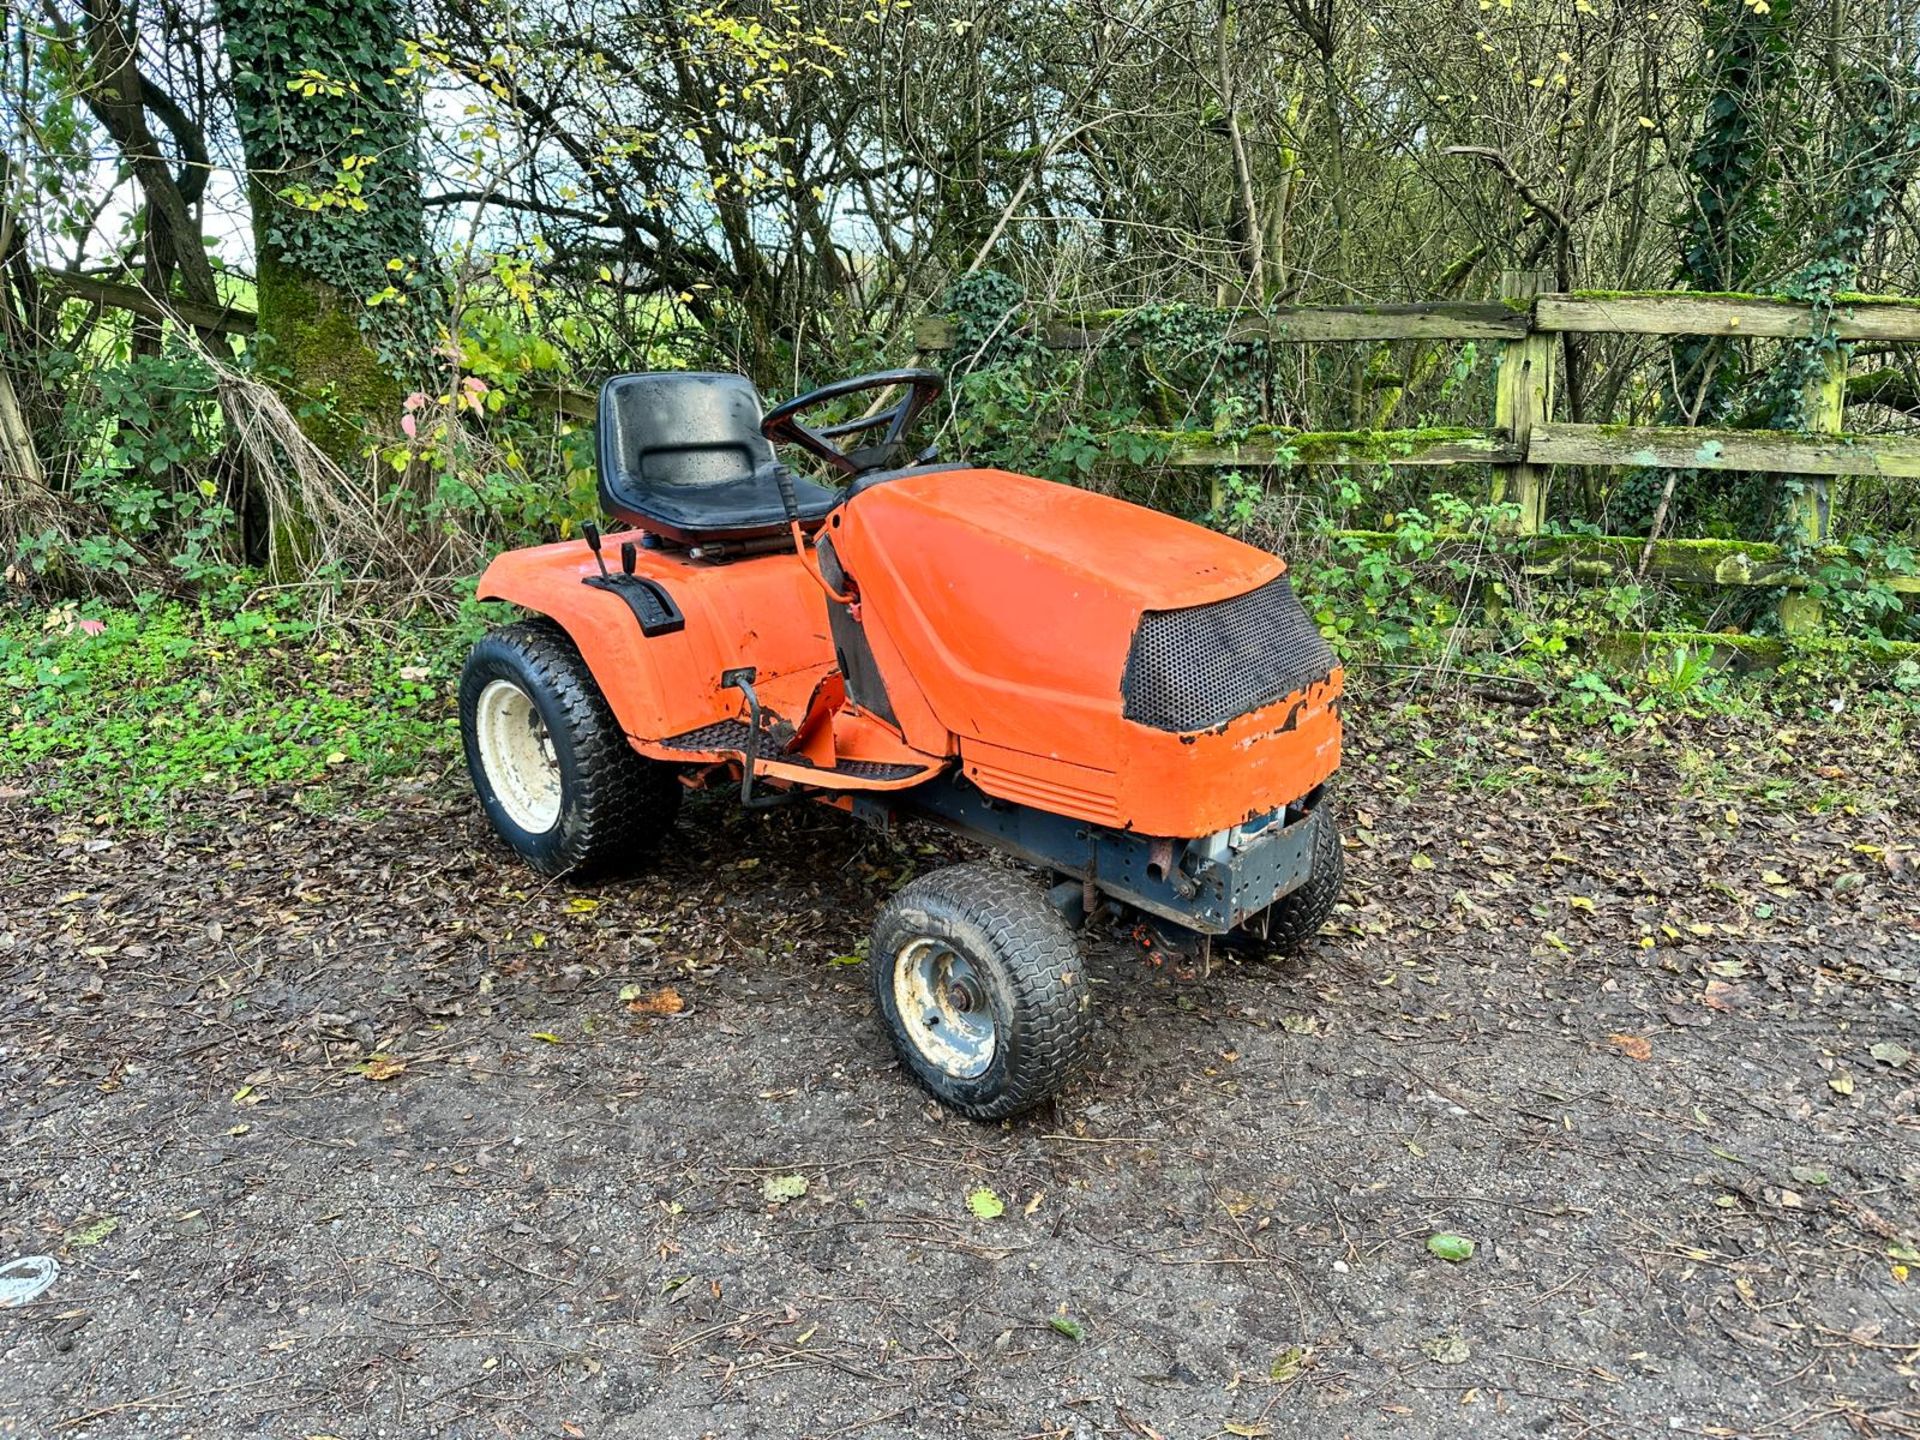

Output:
xmin=218 ymin=0 xmax=427 ymax=462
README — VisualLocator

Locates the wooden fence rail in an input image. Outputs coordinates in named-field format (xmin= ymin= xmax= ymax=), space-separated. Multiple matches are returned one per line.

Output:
xmin=41 ymin=266 xmax=1916 ymax=660
xmin=919 ymin=273 xmax=1920 ymax=640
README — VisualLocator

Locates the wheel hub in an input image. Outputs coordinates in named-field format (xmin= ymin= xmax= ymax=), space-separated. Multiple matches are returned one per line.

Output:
xmin=474 ymin=678 xmax=562 ymax=833
xmin=893 ymin=938 xmax=997 ymax=1079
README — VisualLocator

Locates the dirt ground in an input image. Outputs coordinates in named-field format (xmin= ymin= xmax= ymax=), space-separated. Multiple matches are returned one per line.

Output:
xmin=3 ymin=702 xmax=1918 ymax=1440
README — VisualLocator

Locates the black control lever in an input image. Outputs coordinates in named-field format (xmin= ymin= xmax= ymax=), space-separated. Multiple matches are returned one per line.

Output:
xmin=579 ymin=526 xmax=685 ymax=638
xmin=581 ymin=520 xmax=610 ymax=577
xmin=771 ymin=462 xmax=801 ymax=526
xmin=722 ymin=667 xmax=795 ymax=809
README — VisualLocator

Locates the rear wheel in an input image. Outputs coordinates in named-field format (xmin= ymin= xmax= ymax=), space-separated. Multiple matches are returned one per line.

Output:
xmin=459 ymin=619 xmax=681 ymax=877
xmin=870 ymin=861 xmax=1092 ymax=1120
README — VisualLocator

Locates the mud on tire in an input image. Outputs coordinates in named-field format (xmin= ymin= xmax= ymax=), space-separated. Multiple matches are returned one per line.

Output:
xmin=870 ymin=861 xmax=1093 ymax=1120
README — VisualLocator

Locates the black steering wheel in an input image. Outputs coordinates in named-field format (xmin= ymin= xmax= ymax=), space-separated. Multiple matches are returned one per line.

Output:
xmin=761 ymin=369 xmax=944 ymax=477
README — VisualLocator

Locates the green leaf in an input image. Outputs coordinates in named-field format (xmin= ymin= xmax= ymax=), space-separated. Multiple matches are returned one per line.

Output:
xmin=967 ymin=1186 xmax=1006 ymax=1220
xmin=1048 ymin=1315 xmax=1084 ymax=1341
xmin=65 ymin=1215 xmax=119 ymax=1248
xmin=1269 ymin=1345 xmax=1306 ymax=1381
xmin=1427 ymin=1233 xmax=1475 ymax=1263
xmin=1789 ymin=1165 xmax=1831 ymax=1187
xmin=763 ymin=1174 xmax=808 ymax=1204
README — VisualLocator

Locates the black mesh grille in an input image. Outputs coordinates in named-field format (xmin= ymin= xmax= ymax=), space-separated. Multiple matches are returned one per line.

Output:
xmin=1120 ymin=575 xmax=1335 ymax=732
xmin=660 ymin=719 xmax=925 ymax=781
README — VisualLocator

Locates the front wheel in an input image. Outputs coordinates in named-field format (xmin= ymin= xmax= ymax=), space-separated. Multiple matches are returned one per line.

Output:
xmin=870 ymin=861 xmax=1093 ymax=1120
xmin=459 ymin=619 xmax=681 ymax=877
xmin=1245 ymin=795 xmax=1345 ymax=955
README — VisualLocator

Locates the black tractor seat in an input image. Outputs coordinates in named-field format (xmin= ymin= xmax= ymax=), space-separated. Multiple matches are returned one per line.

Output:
xmin=596 ymin=371 xmax=837 ymax=544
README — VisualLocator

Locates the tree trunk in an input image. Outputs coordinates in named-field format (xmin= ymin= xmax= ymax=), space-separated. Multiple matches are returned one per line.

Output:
xmin=217 ymin=0 xmax=424 ymax=465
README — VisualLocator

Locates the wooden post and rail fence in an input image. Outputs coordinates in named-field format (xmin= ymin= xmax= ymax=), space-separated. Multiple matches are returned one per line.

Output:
xmin=29 ymin=265 xmax=1919 ymax=666
xmin=918 ymin=271 xmax=1920 ymax=661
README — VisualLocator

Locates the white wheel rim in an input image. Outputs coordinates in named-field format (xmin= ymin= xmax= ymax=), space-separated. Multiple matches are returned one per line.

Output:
xmin=475 ymin=678 xmax=563 ymax=833
xmin=893 ymin=937 xmax=997 ymax=1079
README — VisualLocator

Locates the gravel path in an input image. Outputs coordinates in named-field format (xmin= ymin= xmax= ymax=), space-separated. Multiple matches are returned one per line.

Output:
xmin=4 ymin=704 xmax=1918 ymax=1439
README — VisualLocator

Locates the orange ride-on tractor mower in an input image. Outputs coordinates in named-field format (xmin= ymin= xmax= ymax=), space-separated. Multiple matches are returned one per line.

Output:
xmin=459 ymin=369 xmax=1343 ymax=1118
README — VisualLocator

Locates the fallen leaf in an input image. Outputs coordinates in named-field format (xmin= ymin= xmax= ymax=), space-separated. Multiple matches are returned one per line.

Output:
xmin=967 ymin=1186 xmax=1006 ymax=1220
xmin=1870 ymin=1041 xmax=1914 ymax=1067
xmin=1422 ymin=1334 xmax=1471 ymax=1365
xmin=1830 ymin=1071 xmax=1855 ymax=1096
xmin=564 ymin=897 xmax=599 ymax=914
xmin=1409 ymin=853 xmax=1435 ymax=871
xmin=763 ymin=1174 xmax=807 ymax=1204
xmin=1223 ymin=1424 xmax=1272 ymax=1438
xmin=1789 ymin=1165 xmax=1831 ymax=1187
xmin=626 ymin=986 xmax=686 ymax=1016
xmin=1701 ymin=980 xmax=1741 ymax=1011
xmin=1280 ymin=1012 xmax=1318 ymax=1036
xmin=1269 ymin=1345 xmax=1306 ymax=1381
xmin=826 ymin=954 xmax=863 ymax=967
xmin=65 ymin=1215 xmax=119 ymax=1248
xmin=530 ymin=1031 xmax=564 ymax=1044
xmin=363 ymin=1056 xmax=406 ymax=1082
xmin=1427 ymin=1233 xmax=1475 ymax=1263
xmin=1048 ymin=1315 xmax=1084 ymax=1341
xmin=1608 ymin=1033 xmax=1652 ymax=1062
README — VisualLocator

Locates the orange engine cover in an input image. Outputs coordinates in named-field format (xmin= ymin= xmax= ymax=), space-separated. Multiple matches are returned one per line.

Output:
xmin=826 ymin=467 xmax=1342 ymax=836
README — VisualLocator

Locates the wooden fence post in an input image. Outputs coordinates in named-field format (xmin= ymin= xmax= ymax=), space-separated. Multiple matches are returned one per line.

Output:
xmin=1492 ymin=270 xmax=1555 ymax=533
xmin=1778 ymin=349 xmax=1842 ymax=635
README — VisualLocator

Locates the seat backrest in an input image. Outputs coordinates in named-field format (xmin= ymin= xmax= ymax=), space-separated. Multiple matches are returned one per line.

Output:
xmin=596 ymin=372 xmax=777 ymax=522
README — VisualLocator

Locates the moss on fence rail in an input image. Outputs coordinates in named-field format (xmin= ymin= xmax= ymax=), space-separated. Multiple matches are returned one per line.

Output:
xmin=1129 ymin=426 xmax=1516 ymax=467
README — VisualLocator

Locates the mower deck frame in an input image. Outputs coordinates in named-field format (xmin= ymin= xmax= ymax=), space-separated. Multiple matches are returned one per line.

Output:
xmin=851 ymin=772 xmax=1326 ymax=936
